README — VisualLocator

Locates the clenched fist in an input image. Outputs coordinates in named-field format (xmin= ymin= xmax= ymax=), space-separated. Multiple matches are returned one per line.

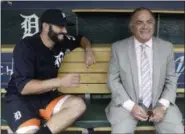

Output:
xmin=149 ymin=105 xmax=165 ymax=123
xmin=131 ymin=104 xmax=149 ymax=121
xmin=57 ymin=73 xmax=80 ymax=88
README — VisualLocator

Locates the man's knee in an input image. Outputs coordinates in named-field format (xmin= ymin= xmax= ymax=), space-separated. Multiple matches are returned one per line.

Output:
xmin=155 ymin=122 xmax=184 ymax=134
xmin=70 ymin=96 xmax=86 ymax=113
xmin=155 ymin=105 xmax=184 ymax=133
xmin=111 ymin=124 xmax=135 ymax=134
xmin=111 ymin=118 xmax=137 ymax=134
xmin=62 ymin=96 xmax=86 ymax=115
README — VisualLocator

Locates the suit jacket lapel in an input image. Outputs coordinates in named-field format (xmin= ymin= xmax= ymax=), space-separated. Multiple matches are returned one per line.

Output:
xmin=152 ymin=38 xmax=160 ymax=106
xmin=128 ymin=37 xmax=139 ymax=102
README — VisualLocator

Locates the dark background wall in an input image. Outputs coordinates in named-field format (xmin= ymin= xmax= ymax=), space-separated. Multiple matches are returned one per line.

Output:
xmin=1 ymin=1 xmax=184 ymax=44
xmin=1 ymin=1 xmax=184 ymax=10
xmin=1 ymin=1 xmax=184 ymax=88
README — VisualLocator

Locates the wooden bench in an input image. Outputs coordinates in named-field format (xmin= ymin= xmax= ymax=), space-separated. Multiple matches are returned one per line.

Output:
xmin=1 ymin=46 xmax=184 ymax=133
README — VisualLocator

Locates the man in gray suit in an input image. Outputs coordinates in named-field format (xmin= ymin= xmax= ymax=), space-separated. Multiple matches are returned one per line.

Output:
xmin=105 ymin=7 xmax=184 ymax=133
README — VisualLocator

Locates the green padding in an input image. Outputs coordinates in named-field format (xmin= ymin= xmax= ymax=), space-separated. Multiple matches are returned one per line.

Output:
xmin=1 ymin=119 xmax=8 ymax=125
xmin=1 ymin=98 xmax=184 ymax=129
xmin=73 ymin=99 xmax=111 ymax=128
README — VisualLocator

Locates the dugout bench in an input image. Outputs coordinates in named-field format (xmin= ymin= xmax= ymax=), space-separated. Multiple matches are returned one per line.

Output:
xmin=1 ymin=46 xmax=184 ymax=134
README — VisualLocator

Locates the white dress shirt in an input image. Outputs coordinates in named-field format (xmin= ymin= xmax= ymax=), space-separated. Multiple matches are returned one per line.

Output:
xmin=122 ymin=37 xmax=170 ymax=112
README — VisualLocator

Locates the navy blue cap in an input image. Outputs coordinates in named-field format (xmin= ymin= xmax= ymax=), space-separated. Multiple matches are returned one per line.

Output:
xmin=40 ymin=9 xmax=74 ymax=26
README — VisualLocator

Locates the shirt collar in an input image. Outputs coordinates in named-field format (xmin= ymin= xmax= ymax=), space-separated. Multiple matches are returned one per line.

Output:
xmin=134 ymin=37 xmax=152 ymax=49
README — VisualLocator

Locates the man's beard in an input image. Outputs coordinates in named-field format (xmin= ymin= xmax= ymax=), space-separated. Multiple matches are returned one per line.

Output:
xmin=48 ymin=25 xmax=65 ymax=44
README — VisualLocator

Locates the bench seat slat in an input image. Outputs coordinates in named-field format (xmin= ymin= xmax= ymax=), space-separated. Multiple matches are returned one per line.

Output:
xmin=59 ymin=63 xmax=109 ymax=73
xmin=59 ymin=84 xmax=184 ymax=94
xmin=58 ymin=73 xmax=107 ymax=83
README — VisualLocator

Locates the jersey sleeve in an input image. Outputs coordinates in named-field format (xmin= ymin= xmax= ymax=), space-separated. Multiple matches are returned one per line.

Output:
xmin=13 ymin=40 xmax=36 ymax=93
xmin=64 ymin=34 xmax=83 ymax=51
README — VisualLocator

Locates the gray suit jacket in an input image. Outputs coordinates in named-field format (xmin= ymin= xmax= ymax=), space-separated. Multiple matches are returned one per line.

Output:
xmin=105 ymin=36 xmax=178 ymax=125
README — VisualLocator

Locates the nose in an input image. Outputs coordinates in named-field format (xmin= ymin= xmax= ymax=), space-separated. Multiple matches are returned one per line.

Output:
xmin=61 ymin=27 xmax=67 ymax=34
xmin=143 ymin=23 xmax=148 ymax=29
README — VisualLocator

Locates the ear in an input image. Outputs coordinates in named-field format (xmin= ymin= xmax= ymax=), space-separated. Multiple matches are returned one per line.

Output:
xmin=42 ymin=22 xmax=49 ymax=32
xmin=129 ymin=22 xmax=133 ymax=33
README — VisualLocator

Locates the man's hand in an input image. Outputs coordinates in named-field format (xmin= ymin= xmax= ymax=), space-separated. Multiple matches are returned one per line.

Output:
xmin=149 ymin=105 xmax=165 ymax=123
xmin=57 ymin=73 xmax=80 ymax=88
xmin=131 ymin=104 xmax=149 ymax=121
xmin=85 ymin=48 xmax=96 ymax=67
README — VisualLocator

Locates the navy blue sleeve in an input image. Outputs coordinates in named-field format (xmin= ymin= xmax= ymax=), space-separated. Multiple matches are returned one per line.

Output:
xmin=13 ymin=40 xmax=35 ymax=93
xmin=64 ymin=34 xmax=83 ymax=51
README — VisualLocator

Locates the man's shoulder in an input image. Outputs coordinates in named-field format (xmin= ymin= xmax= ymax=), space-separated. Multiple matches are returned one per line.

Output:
xmin=153 ymin=37 xmax=174 ymax=55
xmin=153 ymin=37 xmax=173 ymax=47
xmin=17 ymin=33 xmax=40 ymax=50
xmin=22 ymin=33 xmax=40 ymax=45
xmin=111 ymin=36 xmax=132 ymax=48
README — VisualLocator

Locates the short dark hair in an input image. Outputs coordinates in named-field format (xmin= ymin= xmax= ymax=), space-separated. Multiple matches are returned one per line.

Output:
xmin=131 ymin=7 xmax=155 ymax=20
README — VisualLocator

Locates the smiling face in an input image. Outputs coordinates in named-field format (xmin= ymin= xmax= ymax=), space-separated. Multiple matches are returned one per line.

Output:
xmin=48 ymin=24 xmax=67 ymax=43
xmin=130 ymin=9 xmax=155 ymax=43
